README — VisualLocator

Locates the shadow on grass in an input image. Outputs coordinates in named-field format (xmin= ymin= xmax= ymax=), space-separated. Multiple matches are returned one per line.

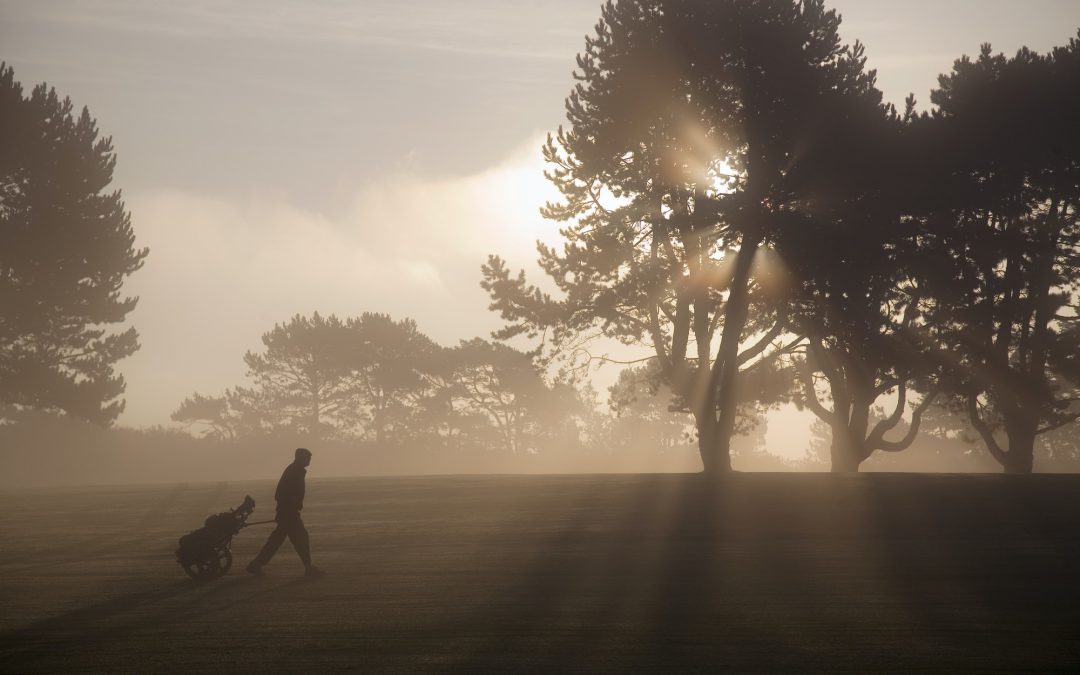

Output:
xmin=858 ymin=474 xmax=1080 ymax=670
xmin=0 ymin=575 xmax=308 ymax=666
xmin=4 ymin=474 xmax=1080 ymax=673
xmin=435 ymin=476 xmax=756 ymax=672
xmin=435 ymin=473 xmax=1080 ymax=673
xmin=0 ymin=482 xmax=234 ymax=576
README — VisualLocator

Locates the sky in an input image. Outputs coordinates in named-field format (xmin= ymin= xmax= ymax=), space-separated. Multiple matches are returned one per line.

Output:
xmin=3 ymin=0 xmax=1080 ymax=452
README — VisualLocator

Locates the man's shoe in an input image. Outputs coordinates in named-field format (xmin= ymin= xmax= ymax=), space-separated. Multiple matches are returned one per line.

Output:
xmin=305 ymin=565 xmax=325 ymax=578
xmin=246 ymin=562 xmax=265 ymax=576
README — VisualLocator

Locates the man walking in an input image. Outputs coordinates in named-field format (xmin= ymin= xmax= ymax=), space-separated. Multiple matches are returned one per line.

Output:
xmin=247 ymin=447 xmax=324 ymax=577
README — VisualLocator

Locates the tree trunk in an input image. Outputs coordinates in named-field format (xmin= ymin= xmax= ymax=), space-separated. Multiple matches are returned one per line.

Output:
xmin=829 ymin=424 xmax=862 ymax=474
xmin=708 ymin=422 xmax=734 ymax=474
xmin=967 ymin=394 xmax=1036 ymax=474
xmin=694 ymin=406 xmax=735 ymax=475
xmin=1002 ymin=422 xmax=1036 ymax=474
xmin=695 ymin=409 xmax=716 ymax=474
xmin=705 ymin=227 xmax=763 ymax=476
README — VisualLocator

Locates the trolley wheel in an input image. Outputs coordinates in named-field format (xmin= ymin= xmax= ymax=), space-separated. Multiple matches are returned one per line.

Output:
xmin=181 ymin=554 xmax=220 ymax=581
xmin=216 ymin=547 xmax=233 ymax=577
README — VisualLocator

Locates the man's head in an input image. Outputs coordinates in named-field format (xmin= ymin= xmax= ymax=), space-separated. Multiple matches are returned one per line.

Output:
xmin=295 ymin=447 xmax=312 ymax=467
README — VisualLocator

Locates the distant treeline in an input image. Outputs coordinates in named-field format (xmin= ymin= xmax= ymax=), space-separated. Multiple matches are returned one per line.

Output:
xmin=3 ymin=388 xmax=1079 ymax=488
xmin=170 ymin=312 xmax=589 ymax=455
xmin=163 ymin=311 xmax=785 ymax=464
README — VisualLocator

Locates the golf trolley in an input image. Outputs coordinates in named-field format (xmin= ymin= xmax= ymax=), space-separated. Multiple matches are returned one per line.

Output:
xmin=175 ymin=495 xmax=272 ymax=580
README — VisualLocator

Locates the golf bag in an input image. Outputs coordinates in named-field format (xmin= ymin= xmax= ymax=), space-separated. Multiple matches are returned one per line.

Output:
xmin=176 ymin=495 xmax=256 ymax=580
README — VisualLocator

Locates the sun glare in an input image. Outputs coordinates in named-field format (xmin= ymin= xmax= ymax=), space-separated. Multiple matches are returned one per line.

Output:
xmin=489 ymin=151 xmax=566 ymax=255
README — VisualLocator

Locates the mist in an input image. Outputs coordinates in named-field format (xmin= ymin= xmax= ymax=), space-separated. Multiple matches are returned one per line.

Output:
xmin=4 ymin=1 xmax=1080 ymax=484
xmin=6 ymin=2 xmax=1080 ymax=672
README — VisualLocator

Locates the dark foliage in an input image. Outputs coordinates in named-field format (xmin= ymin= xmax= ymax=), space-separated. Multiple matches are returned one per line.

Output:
xmin=483 ymin=0 xmax=885 ymax=475
xmin=0 ymin=64 xmax=147 ymax=423
xmin=914 ymin=39 xmax=1080 ymax=472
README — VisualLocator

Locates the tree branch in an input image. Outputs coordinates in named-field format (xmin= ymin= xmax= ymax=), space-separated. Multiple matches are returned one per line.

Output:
xmin=797 ymin=357 xmax=834 ymax=423
xmin=872 ymin=377 xmax=900 ymax=398
xmin=967 ymin=394 xmax=1009 ymax=464
xmin=873 ymin=388 xmax=939 ymax=453
xmin=1037 ymin=411 xmax=1080 ymax=435
xmin=736 ymin=310 xmax=787 ymax=367
xmin=867 ymin=381 xmax=907 ymax=444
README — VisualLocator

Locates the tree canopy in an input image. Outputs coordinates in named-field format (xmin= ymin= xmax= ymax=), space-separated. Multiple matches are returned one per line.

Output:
xmin=0 ymin=64 xmax=147 ymax=424
xmin=484 ymin=6 xmax=1080 ymax=474
xmin=484 ymin=0 xmax=890 ymax=474
xmin=172 ymin=312 xmax=586 ymax=456
xmin=914 ymin=40 xmax=1080 ymax=472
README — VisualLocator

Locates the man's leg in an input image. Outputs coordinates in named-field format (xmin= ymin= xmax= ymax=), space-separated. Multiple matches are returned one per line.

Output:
xmin=248 ymin=523 xmax=288 ymax=572
xmin=286 ymin=517 xmax=312 ymax=567
xmin=284 ymin=516 xmax=323 ymax=576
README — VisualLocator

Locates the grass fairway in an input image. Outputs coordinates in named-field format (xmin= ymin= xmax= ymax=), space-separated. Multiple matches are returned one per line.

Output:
xmin=1 ymin=473 xmax=1079 ymax=673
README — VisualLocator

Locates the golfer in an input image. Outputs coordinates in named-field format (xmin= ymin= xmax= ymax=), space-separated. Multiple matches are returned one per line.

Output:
xmin=247 ymin=447 xmax=324 ymax=577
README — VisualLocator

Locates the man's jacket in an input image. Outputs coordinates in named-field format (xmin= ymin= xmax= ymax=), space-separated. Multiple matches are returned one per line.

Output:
xmin=274 ymin=462 xmax=306 ymax=514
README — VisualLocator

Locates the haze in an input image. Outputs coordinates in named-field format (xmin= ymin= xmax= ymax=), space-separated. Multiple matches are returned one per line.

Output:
xmin=2 ymin=0 xmax=1079 ymax=468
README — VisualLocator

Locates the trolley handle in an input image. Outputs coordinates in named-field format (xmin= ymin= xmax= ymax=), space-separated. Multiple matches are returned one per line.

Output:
xmin=242 ymin=519 xmax=277 ymax=528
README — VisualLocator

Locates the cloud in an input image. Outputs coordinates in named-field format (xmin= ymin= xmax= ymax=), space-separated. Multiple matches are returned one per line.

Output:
xmin=119 ymin=136 xmax=560 ymax=426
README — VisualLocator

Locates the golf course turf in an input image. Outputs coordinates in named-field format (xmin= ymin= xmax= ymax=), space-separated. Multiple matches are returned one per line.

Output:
xmin=1 ymin=473 xmax=1078 ymax=672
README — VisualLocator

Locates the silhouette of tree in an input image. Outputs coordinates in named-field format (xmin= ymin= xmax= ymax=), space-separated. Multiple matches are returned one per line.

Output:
xmin=171 ymin=392 xmax=235 ymax=440
xmin=170 ymin=386 xmax=276 ymax=440
xmin=175 ymin=312 xmax=588 ymax=452
xmin=483 ymin=0 xmax=885 ymax=476
xmin=1039 ymin=420 xmax=1080 ymax=470
xmin=448 ymin=338 xmax=555 ymax=455
xmin=805 ymin=416 xmax=833 ymax=468
xmin=348 ymin=335 xmax=580 ymax=454
xmin=607 ymin=361 xmax=785 ymax=469
xmin=347 ymin=312 xmax=442 ymax=444
xmin=917 ymin=41 xmax=1080 ymax=473
xmin=0 ymin=64 xmax=147 ymax=424
xmin=242 ymin=313 xmax=361 ymax=439
xmin=608 ymin=361 xmax=694 ymax=454
xmin=778 ymin=99 xmax=943 ymax=472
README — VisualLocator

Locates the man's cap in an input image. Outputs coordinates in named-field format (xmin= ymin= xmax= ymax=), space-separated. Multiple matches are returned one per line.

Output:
xmin=295 ymin=447 xmax=312 ymax=459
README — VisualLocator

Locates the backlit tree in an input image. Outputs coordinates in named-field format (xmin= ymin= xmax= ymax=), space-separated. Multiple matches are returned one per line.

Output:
xmin=0 ymin=64 xmax=147 ymax=424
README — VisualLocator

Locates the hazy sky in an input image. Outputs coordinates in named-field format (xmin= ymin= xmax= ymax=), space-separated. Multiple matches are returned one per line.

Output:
xmin=3 ymin=0 xmax=1080 ymax=441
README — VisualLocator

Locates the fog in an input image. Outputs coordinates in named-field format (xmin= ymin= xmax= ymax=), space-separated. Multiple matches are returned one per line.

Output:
xmin=3 ymin=1 xmax=1080 ymax=484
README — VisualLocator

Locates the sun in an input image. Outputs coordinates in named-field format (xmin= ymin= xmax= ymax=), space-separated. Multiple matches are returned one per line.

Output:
xmin=486 ymin=144 xmax=567 ymax=256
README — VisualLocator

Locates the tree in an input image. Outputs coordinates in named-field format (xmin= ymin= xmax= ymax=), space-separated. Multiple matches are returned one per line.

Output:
xmin=170 ymin=387 xmax=272 ymax=440
xmin=448 ymin=338 xmax=555 ymax=455
xmin=1038 ymin=420 xmax=1080 ymax=471
xmin=778 ymin=98 xmax=943 ymax=473
xmin=608 ymin=360 xmax=695 ymax=455
xmin=918 ymin=41 xmax=1080 ymax=472
xmin=242 ymin=313 xmax=361 ymax=439
xmin=0 ymin=63 xmax=147 ymax=424
xmin=348 ymin=312 xmax=442 ymax=444
xmin=483 ymin=0 xmax=884 ymax=475
xmin=180 ymin=312 xmax=443 ymax=442
xmin=171 ymin=392 xmax=236 ymax=440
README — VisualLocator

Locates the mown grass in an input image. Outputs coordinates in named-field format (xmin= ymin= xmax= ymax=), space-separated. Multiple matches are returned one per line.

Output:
xmin=1 ymin=473 xmax=1078 ymax=673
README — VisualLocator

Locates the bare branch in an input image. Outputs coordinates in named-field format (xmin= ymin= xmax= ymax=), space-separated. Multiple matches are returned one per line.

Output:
xmin=867 ymin=381 xmax=907 ymax=443
xmin=873 ymin=388 xmax=939 ymax=453
xmin=1037 ymin=411 xmax=1080 ymax=435
xmin=967 ymin=394 xmax=1009 ymax=464
xmin=736 ymin=311 xmax=787 ymax=367
xmin=797 ymin=357 xmax=834 ymax=423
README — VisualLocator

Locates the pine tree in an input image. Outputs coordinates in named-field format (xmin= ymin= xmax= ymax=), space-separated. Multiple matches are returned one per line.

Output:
xmin=918 ymin=41 xmax=1080 ymax=472
xmin=0 ymin=64 xmax=147 ymax=424
xmin=483 ymin=0 xmax=884 ymax=475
